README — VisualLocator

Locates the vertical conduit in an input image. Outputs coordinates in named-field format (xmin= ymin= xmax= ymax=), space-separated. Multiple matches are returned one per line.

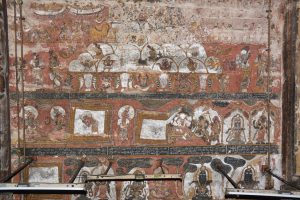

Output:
xmin=266 ymin=0 xmax=272 ymax=189
xmin=13 ymin=0 xmax=20 ymax=151
xmin=18 ymin=0 xmax=25 ymax=159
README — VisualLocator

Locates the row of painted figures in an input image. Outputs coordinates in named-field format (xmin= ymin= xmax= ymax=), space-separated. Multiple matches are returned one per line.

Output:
xmin=16 ymin=43 xmax=274 ymax=93
xmin=25 ymin=155 xmax=281 ymax=200
xmin=13 ymin=104 xmax=278 ymax=145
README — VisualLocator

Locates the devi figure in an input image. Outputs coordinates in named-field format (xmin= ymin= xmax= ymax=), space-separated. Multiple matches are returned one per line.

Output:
xmin=225 ymin=114 xmax=247 ymax=145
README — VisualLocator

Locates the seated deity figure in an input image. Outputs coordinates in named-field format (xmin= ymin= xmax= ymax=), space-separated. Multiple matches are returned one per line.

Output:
xmin=225 ymin=114 xmax=247 ymax=144
xmin=238 ymin=165 xmax=259 ymax=189
xmin=190 ymin=166 xmax=212 ymax=200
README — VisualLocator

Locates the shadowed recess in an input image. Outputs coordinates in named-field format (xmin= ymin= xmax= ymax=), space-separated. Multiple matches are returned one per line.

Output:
xmin=117 ymin=158 xmax=152 ymax=171
xmin=224 ymin=157 xmax=246 ymax=170
xmin=210 ymin=158 xmax=231 ymax=174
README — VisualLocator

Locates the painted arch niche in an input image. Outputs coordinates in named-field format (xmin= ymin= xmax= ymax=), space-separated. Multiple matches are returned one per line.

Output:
xmin=223 ymin=109 xmax=249 ymax=145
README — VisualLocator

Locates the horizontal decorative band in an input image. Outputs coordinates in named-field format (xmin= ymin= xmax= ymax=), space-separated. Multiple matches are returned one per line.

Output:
xmin=15 ymin=145 xmax=279 ymax=156
xmin=9 ymin=92 xmax=279 ymax=100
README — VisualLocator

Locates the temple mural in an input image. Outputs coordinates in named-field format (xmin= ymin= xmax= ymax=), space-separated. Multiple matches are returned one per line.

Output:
xmin=7 ymin=0 xmax=285 ymax=199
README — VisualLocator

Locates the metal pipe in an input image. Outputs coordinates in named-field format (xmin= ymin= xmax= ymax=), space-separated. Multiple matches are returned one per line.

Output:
xmin=226 ymin=188 xmax=300 ymax=199
xmin=17 ymin=0 xmax=26 ymax=160
xmin=68 ymin=159 xmax=85 ymax=183
xmin=0 ymin=183 xmax=86 ymax=193
xmin=0 ymin=158 xmax=33 ymax=183
xmin=103 ymin=161 xmax=112 ymax=175
xmin=13 ymin=0 xmax=20 ymax=150
xmin=86 ymin=174 xmax=182 ymax=182
xmin=266 ymin=0 xmax=272 ymax=188
xmin=216 ymin=164 xmax=239 ymax=189
xmin=265 ymin=169 xmax=300 ymax=191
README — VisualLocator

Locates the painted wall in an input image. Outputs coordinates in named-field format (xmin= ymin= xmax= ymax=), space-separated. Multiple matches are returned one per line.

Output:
xmin=7 ymin=0 xmax=285 ymax=199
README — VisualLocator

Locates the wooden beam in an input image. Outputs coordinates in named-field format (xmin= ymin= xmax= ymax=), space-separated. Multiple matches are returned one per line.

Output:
xmin=282 ymin=0 xmax=298 ymax=181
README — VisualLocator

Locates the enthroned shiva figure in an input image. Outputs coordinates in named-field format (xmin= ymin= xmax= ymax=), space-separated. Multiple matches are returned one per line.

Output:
xmin=191 ymin=166 xmax=212 ymax=200
xmin=238 ymin=165 xmax=259 ymax=189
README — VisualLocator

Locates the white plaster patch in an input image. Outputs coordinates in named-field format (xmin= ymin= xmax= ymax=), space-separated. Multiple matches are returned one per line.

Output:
xmin=28 ymin=166 xmax=59 ymax=183
xmin=140 ymin=119 xmax=167 ymax=140
xmin=74 ymin=108 xmax=105 ymax=135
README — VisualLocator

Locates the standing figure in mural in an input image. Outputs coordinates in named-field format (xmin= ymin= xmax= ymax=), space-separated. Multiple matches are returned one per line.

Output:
xmin=30 ymin=53 xmax=43 ymax=85
xmin=218 ymin=74 xmax=230 ymax=92
xmin=236 ymin=47 xmax=251 ymax=92
xmin=157 ymin=73 xmax=170 ymax=91
xmin=79 ymin=111 xmax=99 ymax=135
xmin=192 ymin=115 xmax=210 ymax=141
xmin=149 ymin=160 xmax=171 ymax=200
xmin=120 ymin=73 xmax=133 ymax=92
xmin=225 ymin=114 xmax=247 ymax=144
xmin=20 ymin=106 xmax=39 ymax=142
xmin=236 ymin=46 xmax=250 ymax=69
xmin=73 ymin=157 xmax=116 ymax=200
xmin=238 ymin=166 xmax=259 ymax=189
xmin=117 ymin=105 xmax=135 ymax=141
xmin=48 ymin=49 xmax=62 ymax=88
xmin=240 ymin=71 xmax=250 ymax=92
xmin=255 ymin=53 xmax=267 ymax=88
xmin=49 ymin=105 xmax=66 ymax=141
xmin=80 ymin=74 xmax=96 ymax=92
xmin=121 ymin=169 xmax=149 ymax=200
xmin=50 ymin=106 xmax=66 ymax=131
xmin=190 ymin=166 xmax=212 ymax=200
xmin=209 ymin=116 xmax=221 ymax=144
xmin=253 ymin=114 xmax=268 ymax=144
xmin=49 ymin=49 xmax=60 ymax=68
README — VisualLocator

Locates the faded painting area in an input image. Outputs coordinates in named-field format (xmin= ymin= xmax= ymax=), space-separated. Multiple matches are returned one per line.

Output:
xmin=7 ymin=0 xmax=286 ymax=199
xmin=28 ymin=166 xmax=59 ymax=183
xmin=74 ymin=109 xmax=105 ymax=136
xmin=140 ymin=119 xmax=167 ymax=140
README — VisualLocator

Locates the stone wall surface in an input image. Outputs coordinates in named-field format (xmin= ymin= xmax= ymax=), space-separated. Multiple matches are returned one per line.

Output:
xmin=7 ymin=0 xmax=286 ymax=199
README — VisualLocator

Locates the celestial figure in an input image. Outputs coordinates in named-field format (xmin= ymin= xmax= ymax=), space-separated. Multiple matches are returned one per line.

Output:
xmin=79 ymin=73 xmax=96 ymax=91
xmin=19 ymin=106 xmax=39 ymax=141
xmin=236 ymin=46 xmax=250 ymax=69
xmin=209 ymin=116 xmax=221 ymax=144
xmin=117 ymin=105 xmax=135 ymax=141
xmin=50 ymin=106 xmax=66 ymax=131
xmin=49 ymin=67 xmax=62 ymax=88
xmin=49 ymin=49 xmax=60 ymax=68
xmin=219 ymin=74 xmax=230 ymax=92
xmin=192 ymin=115 xmax=210 ymax=140
xmin=240 ymin=71 xmax=250 ymax=92
xmin=238 ymin=165 xmax=259 ymax=189
xmin=157 ymin=73 xmax=170 ymax=91
xmin=120 ymin=73 xmax=133 ymax=92
xmin=225 ymin=114 xmax=246 ymax=145
xmin=30 ymin=53 xmax=43 ymax=85
xmin=199 ymin=74 xmax=209 ymax=92
xmin=253 ymin=114 xmax=268 ymax=144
